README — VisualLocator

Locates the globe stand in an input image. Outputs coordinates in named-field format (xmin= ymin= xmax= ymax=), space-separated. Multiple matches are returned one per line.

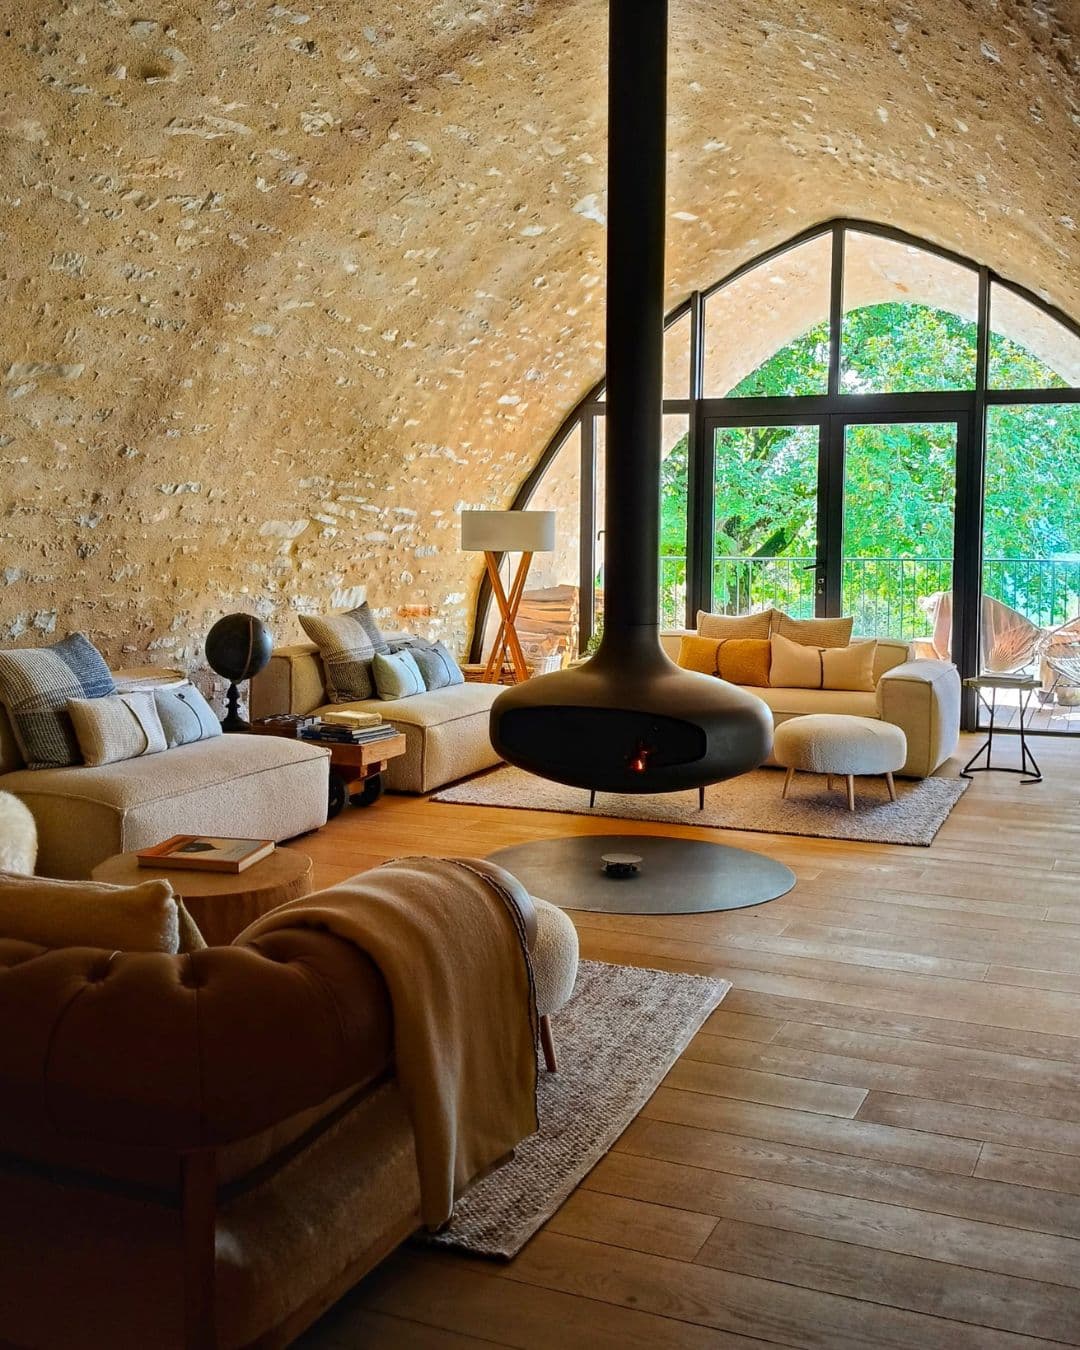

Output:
xmin=221 ymin=681 xmax=251 ymax=734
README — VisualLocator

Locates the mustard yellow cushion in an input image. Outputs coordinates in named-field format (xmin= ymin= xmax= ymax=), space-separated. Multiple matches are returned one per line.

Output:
xmin=696 ymin=609 xmax=774 ymax=641
xmin=678 ymin=636 xmax=771 ymax=687
xmin=769 ymin=633 xmax=877 ymax=692
xmin=0 ymin=870 xmax=205 ymax=953
xmin=773 ymin=612 xmax=854 ymax=649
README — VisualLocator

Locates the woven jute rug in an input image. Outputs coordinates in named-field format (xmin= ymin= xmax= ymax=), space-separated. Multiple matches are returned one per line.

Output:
xmin=434 ymin=764 xmax=968 ymax=847
xmin=424 ymin=958 xmax=729 ymax=1259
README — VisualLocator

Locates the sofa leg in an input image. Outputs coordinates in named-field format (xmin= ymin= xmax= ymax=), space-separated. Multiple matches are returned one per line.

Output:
xmin=781 ymin=766 xmax=794 ymax=799
xmin=846 ymin=775 xmax=856 ymax=812
xmin=540 ymin=1014 xmax=558 ymax=1072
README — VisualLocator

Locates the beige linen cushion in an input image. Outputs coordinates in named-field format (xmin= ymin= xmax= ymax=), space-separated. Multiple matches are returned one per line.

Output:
xmin=770 ymin=633 xmax=877 ymax=692
xmin=773 ymin=612 xmax=854 ymax=648
xmin=0 ymin=870 xmax=206 ymax=953
xmin=67 ymin=691 xmax=167 ymax=766
xmin=696 ymin=609 xmax=774 ymax=640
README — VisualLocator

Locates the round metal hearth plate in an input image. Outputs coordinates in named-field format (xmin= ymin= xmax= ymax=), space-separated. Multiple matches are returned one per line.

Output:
xmin=487 ymin=834 xmax=796 ymax=915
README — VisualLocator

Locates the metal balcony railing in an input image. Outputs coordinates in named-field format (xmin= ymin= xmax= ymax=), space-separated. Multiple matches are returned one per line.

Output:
xmin=657 ymin=554 xmax=1080 ymax=640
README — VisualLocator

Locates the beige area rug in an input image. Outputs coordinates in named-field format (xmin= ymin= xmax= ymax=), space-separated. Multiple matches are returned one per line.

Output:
xmin=434 ymin=764 xmax=968 ymax=846
xmin=424 ymin=959 xmax=728 ymax=1259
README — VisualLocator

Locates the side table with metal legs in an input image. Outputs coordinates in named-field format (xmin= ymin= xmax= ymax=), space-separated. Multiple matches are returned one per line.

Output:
xmin=961 ymin=675 xmax=1043 ymax=784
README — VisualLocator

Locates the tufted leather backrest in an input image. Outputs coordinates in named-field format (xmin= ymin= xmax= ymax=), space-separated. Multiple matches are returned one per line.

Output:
xmin=0 ymin=865 xmax=537 ymax=1190
xmin=0 ymin=928 xmax=393 ymax=1185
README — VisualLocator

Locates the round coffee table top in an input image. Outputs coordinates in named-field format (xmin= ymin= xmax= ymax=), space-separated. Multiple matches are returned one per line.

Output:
xmin=91 ymin=847 xmax=314 ymax=946
xmin=92 ymin=847 xmax=313 ymax=896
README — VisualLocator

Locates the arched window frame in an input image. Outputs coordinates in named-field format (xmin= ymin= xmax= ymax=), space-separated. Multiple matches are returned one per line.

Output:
xmin=470 ymin=217 xmax=1080 ymax=729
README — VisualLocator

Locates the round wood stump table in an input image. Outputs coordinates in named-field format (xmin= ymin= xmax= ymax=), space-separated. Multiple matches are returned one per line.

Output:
xmin=91 ymin=848 xmax=314 ymax=946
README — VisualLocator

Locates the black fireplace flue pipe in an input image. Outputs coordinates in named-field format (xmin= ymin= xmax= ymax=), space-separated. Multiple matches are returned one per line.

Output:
xmin=599 ymin=0 xmax=669 ymax=644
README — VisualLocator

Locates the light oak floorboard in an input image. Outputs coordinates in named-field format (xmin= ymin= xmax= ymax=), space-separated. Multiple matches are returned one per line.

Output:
xmin=297 ymin=734 xmax=1080 ymax=1349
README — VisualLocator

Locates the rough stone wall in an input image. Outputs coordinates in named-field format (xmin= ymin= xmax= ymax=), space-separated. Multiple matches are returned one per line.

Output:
xmin=1 ymin=0 xmax=1076 ymax=675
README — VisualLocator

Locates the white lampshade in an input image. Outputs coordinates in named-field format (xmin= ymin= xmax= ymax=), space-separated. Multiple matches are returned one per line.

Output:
xmin=460 ymin=509 xmax=556 ymax=553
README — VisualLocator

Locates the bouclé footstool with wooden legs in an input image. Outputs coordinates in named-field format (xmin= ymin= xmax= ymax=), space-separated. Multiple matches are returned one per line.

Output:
xmin=773 ymin=714 xmax=908 ymax=811
xmin=530 ymin=898 xmax=579 ymax=1071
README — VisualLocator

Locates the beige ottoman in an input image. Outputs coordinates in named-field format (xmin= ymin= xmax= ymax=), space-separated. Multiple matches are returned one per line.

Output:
xmin=773 ymin=714 xmax=907 ymax=811
xmin=531 ymin=898 xmax=579 ymax=1072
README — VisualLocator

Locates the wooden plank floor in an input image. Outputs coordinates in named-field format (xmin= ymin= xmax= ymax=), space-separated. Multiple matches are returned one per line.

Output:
xmin=297 ymin=732 xmax=1080 ymax=1350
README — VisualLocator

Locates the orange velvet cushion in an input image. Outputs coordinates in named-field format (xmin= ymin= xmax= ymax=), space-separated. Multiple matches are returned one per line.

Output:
xmin=677 ymin=636 xmax=771 ymax=687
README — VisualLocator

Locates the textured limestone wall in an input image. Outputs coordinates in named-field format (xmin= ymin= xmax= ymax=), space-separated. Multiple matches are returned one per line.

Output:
xmin=1 ymin=0 xmax=1077 ymax=673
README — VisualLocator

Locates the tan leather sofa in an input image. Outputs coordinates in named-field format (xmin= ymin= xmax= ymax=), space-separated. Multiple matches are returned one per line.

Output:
xmin=0 ymin=708 xmax=330 ymax=880
xmin=251 ymin=644 xmax=502 ymax=794
xmin=0 ymin=876 xmax=537 ymax=1350
xmin=661 ymin=631 xmax=961 ymax=778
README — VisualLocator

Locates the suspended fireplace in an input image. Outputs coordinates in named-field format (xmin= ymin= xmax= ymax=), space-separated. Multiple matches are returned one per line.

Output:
xmin=489 ymin=0 xmax=772 ymax=801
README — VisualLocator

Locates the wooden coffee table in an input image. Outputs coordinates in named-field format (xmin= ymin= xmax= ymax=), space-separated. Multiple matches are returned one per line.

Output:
xmin=91 ymin=848 xmax=314 ymax=946
xmin=250 ymin=719 xmax=407 ymax=818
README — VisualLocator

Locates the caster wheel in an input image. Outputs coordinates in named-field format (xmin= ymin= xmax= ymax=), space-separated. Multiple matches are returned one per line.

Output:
xmin=351 ymin=773 xmax=384 ymax=808
xmin=327 ymin=771 xmax=348 ymax=819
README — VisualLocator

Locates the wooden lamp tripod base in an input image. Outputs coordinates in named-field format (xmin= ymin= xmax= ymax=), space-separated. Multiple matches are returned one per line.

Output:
xmin=483 ymin=550 xmax=533 ymax=684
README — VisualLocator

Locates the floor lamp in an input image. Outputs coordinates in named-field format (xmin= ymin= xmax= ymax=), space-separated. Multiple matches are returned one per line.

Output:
xmin=461 ymin=509 xmax=556 ymax=683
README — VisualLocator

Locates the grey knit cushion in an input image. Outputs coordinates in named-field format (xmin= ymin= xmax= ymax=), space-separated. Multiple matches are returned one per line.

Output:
xmin=0 ymin=634 xmax=115 ymax=769
xmin=372 ymin=648 xmax=425 ymax=700
xmin=299 ymin=602 xmax=389 ymax=703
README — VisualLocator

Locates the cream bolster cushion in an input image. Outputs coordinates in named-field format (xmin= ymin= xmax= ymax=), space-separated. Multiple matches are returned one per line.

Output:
xmin=0 ymin=869 xmax=183 ymax=953
xmin=67 ymin=691 xmax=167 ymax=766
xmin=770 ymin=633 xmax=877 ymax=692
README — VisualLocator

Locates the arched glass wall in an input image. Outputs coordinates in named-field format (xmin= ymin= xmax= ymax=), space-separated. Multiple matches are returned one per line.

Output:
xmin=475 ymin=220 xmax=1080 ymax=734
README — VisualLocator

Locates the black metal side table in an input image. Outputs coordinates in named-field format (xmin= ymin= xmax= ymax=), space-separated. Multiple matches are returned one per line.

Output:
xmin=961 ymin=675 xmax=1043 ymax=784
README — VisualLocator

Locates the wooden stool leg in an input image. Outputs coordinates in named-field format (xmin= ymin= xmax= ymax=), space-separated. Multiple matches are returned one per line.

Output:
xmin=846 ymin=775 xmax=855 ymax=812
xmin=540 ymin=1014 xmax=558 ymax=1072
xmin=886 ymin=771 xmax=897 ymax=802
xmin=826 ymin=774 xmax=834 ymax=791
xmin=781 ymin=766 xmax=794 ymax=799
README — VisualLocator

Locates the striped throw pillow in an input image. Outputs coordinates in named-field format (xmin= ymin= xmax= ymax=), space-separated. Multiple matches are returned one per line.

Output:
xmin=0 ymin=634 xmax=116 ymax=769
xmin=299 ymin=602 xmax=389 ymax=703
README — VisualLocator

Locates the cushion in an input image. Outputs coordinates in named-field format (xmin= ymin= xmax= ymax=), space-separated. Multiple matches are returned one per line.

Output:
xmin=0 ymin=870 xmax=182 ymax=953
xmin=770 ymin=633 xmax=877 ymax=692
xmin=67 ymin=691 xmax=167 ymax=767
xmin=696 ymin=609 xmax=773 ymax=641
xmin=677 ymin=635 xmax=770 ymax=687
xmin=389 ymin=638 xmax=465 ymax=691
xmin=299 ymin=603 xmax=389 ymax=704
xmin=154 ymin=682 xmax=222 ymax=748
xmin=773 ymin=612 xmax=854 ymax=648
xmin=372 ymin=649 xmax=425 ymax=700
xmin=0 ymin=634 xmax=116 ymax=770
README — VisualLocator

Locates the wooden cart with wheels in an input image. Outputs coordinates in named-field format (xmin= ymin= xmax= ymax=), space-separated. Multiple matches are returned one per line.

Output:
xmin=249 ymin=719 xmax=406 ymax=819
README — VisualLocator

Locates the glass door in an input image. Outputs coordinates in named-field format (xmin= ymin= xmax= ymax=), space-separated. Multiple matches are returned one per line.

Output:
xmin=837 ymin=417 xmax=960 ymax=649
xmin=980 ymin=402 xmax=1080 ymax=733
xmin=707 ymin=418 xmax=825 ymax=619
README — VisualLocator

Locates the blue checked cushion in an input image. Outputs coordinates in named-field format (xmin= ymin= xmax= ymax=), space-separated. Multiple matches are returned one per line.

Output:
xmin=0 ymin=634 xmax=116 ymax=769
xmin=299 ymin=602 xmax=389 ymax=703
xmin=388 ymin=636 xmax=464 ymax=691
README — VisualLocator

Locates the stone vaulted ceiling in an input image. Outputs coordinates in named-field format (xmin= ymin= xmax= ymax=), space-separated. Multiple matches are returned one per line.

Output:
xmin=1 ymin=0 xmax=1077 ymax=667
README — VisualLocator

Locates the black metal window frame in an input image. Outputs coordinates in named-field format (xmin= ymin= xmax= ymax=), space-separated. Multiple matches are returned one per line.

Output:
xmin=469 ymin=218 xmax=1080 ymax=732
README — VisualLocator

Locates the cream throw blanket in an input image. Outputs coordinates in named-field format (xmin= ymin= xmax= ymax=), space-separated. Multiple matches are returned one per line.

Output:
xmin=241 ymin=856 xmax=539 ymax=1228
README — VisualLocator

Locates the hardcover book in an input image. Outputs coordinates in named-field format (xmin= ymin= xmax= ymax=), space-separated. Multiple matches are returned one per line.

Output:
xmin=136 ymin=835 xmax=276 ymax=874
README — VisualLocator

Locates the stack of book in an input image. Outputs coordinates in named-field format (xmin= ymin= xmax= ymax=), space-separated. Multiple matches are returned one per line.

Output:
xmin=299 ymin=710 xmax=399 ymax=746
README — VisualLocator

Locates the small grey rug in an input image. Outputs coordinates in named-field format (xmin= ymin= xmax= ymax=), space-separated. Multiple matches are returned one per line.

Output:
xmin=424 ymin=959 xmax=729 ymax=1259
xmin=434 ymin=765 xmax=968 ymax=846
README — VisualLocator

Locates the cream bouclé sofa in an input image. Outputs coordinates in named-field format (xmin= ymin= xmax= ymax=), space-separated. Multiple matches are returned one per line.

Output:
xmin=251 ymin=643 xmax=503 ymax=794
xmin=0 ymin=709 xmax=330 ymax=880
xmin=660 ymin=631 xmax=961 ymax=778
